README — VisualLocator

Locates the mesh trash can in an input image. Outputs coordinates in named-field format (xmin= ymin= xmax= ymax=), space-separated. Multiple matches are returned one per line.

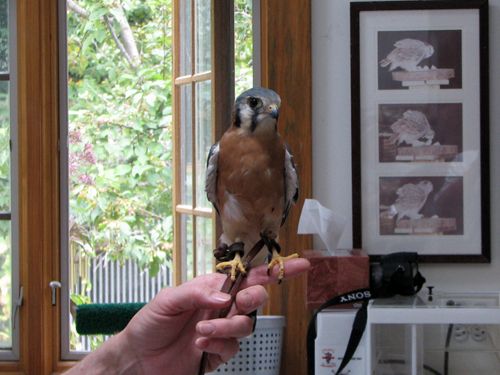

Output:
xmin=209 ymin=315 xmax=286 ymax=375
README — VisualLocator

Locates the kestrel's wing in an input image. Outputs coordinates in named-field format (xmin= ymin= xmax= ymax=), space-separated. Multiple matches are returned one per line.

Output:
xmin=282 ymin=141 xmax=299 ymax=226
xmin=388 ymin=47 xmax=419 ymax=64
xmin=393 ymin=38 xmax=424 ymax=50
xmin=391 ymin=110 xmax=430 ymax=139
xmin=205 ymin=142 xmax=220 ymax=214
xmin=395 ymin=183 xmax=426 ymax=206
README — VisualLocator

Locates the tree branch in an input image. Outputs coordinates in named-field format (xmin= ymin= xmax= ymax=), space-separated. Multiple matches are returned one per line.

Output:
xmin=67 ymin=0 xmax=88 ymax=18
xmin=67 ymin=1 xmax=140 ymax=70
xmin=114 ymin=5 xmax=140 ymax=68
xmin=103 ymin=14 xmax=135 ymax=68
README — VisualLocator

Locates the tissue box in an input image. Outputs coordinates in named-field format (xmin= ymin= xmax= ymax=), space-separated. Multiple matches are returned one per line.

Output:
xmin=305 ymin=249 xmax=370 ymax=309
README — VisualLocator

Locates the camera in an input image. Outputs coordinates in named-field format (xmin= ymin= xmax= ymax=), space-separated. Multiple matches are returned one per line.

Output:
xmin=370 ymin=252 xmax=426 ymax=299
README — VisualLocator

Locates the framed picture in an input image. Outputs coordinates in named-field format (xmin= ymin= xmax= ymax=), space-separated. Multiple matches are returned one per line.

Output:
xmin=350 ymin=1 xmax=490 ymax=262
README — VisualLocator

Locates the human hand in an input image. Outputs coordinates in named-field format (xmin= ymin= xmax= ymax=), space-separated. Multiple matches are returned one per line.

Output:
xmin=119 ymin=258 xmax=309 ymax=374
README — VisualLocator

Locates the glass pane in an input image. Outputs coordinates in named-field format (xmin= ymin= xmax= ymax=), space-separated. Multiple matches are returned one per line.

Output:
xmin=180 ymin=84 xmax=193 ymax=206
xmin=195 ymin=80 xmax=211 ymax=209
xmin=0 ymin=0 xmax=8 ymax=73
xmin=235 ymin=0 xmax=253 ymax=93
xmin=196 ymin=216 xmax=212 ymax=276
xmin=0 ymin=81 xmax=9 ymax=212
xmin=182 ymin=214 xmax=194 ymax=281
xmin=66 ymin=2 xmax=174 ymax=353
xmin=195 ymin=0 xmax=211 ymax=73
xmin=0 ymin=220 xmax=11 ymax=349
xmin=180 ymin=0 xmax=192 ymax=76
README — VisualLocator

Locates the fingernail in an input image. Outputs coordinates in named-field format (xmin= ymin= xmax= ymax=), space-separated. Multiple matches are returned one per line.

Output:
xmin=211 ymin=291 xmax=231 ymax=303
xmin=198 ymin=322 xmax=215 ymax=336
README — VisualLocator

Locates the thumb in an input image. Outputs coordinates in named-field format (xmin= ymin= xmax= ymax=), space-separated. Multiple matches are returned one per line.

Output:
xmin=151 ymin=281 xmax=232 ymax=316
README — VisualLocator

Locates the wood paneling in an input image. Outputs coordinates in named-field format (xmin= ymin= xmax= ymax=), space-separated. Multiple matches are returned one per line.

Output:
xmin=17 ymin=0 xmax=60 ymax=373
xmin=261 ymin=1 xmax=313 ymax=374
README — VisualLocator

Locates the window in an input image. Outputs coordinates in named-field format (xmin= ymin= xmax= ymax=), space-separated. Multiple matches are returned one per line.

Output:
xmin=61 ymin=0 xmax=174 ymax=358
xmin=172 ymin=0 xmax=255 ymax=284
xmin=0 ymin=0 xmax=19 ymax=362
xmin=2 ymin=0 xmax=310 ymax=373
xmin=172 ymin=0 xmax=215 ymax=283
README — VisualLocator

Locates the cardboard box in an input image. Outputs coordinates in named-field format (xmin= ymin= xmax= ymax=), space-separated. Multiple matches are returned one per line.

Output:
xmin=305 ymin=249 xmax=370 ymax=309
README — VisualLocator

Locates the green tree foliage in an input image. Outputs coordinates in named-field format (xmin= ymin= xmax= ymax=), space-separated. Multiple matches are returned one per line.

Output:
xmin=235 ymin=0 xmax=253 ymax=93
xmin=67 ymin=0 xmax=173 ymax=278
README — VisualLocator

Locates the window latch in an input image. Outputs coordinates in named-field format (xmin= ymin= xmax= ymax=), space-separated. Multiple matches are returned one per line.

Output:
xmin=49 ymin=281 xmax=62 ymax=306
xmin=12 ymin=286 xmax=23 ymax=330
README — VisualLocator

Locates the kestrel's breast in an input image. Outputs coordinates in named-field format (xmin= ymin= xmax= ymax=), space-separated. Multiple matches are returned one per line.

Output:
xmin=217 ymin=132 xmax=286 ymax=238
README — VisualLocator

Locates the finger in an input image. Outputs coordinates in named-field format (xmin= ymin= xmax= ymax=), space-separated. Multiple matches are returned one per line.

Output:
xmin=195 ymin=337 xmax=240 ymax=364
xmin=150 ymin=279 xmax=232 ymax=315
xmin=197 ymin=314 xmax=254 ymax=339
xmin=233 ymin=285 xmax=268 ymax=315
xmin=241 ymin=258 xmax=310 ymax=289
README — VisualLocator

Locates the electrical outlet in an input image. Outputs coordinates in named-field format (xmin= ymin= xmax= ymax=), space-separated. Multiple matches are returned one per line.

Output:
xmin=471 ymin=325 xmax=487 ymax=342
xmin=452 ymin=324 xmax=469 ymax=342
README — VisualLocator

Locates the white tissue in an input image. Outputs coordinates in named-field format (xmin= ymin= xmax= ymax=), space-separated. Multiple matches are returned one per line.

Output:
xmin=297 ymin=199 xmax=348 ymax=255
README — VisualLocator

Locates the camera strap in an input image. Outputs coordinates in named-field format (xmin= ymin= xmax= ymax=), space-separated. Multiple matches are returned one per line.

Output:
xmin=307 ymin=264 xmax=426 ymax=375
xmin=307 ymin=288 xmax=372 ymax=375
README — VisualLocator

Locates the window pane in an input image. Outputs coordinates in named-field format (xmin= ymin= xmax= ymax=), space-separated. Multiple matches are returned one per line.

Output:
xmin=180 ymin=0 xmax=192 ymax=76
xmin=196 ymin=216 xmax=212 ymax=276
xmin=0 ymin=220 xmax=11 ymax=349
xmin=0 ymin=81 xmax=9 ymax=212
xmin=65 ymin=2 xmax=174 ymax=354
xmin=180 ymin=84 xmax=193 ymax=206
xmin=235 ymin=0 xmax=253 ymax=93
xmin=182 ymin=213 xmax=194 ymax=281
xmin=195 ymin=0 xmax=211 ymax=73
xmin=195 ymin=80 xmax=211 ymax=209
xmin=0 ymin=0 xmax=8 ymax=73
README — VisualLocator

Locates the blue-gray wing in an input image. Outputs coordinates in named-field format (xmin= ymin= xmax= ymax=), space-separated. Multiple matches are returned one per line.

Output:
xmin=282 ymin=142 xmax=299 ymax=226
xmin=205 ymin=142 xmax=220 ymax=214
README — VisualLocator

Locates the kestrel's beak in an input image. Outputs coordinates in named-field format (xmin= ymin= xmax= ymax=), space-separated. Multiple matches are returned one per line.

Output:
xmin=268 ymin=104 xmax=279 ymax=120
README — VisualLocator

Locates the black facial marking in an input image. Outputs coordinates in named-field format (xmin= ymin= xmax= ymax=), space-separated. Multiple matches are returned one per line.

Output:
xmin=234 ymin=107 xmax=241 ymax=128
xmin=251 ymin=115 xmax=258 ymax=132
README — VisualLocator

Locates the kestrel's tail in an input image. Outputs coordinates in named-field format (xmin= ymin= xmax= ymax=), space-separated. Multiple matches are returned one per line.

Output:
xmin=388 ymin=133 xmax=399 ymax=144
xmin=380 ymin=58 xmax=390 ymax=67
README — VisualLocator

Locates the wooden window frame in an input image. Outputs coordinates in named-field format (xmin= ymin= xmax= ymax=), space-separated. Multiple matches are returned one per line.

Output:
xmin=172 ymin=0 xmax=234 ymax=285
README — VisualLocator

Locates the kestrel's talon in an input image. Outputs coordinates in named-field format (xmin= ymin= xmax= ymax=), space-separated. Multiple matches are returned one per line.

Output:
xmin=267 ymin=249 xmax=299 ymax=281
xmin=216 ymin=252 xmax=247 ymax=281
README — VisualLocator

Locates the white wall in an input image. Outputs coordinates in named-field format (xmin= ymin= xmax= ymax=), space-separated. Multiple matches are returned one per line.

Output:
xmin=311 ymin=0 xmax=500 ymax=292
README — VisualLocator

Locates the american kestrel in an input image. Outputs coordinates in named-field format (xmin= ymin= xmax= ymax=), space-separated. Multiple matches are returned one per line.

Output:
xmin=380 ymin=38 xmax=434 ymax=72
xmin=391 ymin=181 xmax=433 ymax=221
xmin=388 ymin=110 xmax=435 ymax=147
xmin=205 ymin=88 xmax=299 ymax=281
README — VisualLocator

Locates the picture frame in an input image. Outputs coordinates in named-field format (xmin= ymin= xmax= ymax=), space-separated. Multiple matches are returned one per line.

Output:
xmin=350 ymin=1 xmax=490 ymax=262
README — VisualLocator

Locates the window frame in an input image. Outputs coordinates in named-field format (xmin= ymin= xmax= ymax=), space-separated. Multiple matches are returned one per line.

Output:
xmin=172 ymin=0 xmax=234 ymax=285
xmin=0 ymin=0 xmax=21 ymax=362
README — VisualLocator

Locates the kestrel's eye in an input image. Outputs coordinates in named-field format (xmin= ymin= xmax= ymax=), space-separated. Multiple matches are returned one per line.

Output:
xmin=248 ymin=97 xmax=261 ymax=109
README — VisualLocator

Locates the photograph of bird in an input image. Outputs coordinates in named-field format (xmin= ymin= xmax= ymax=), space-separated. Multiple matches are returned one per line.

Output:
xmin=388 ymin=110 xmax=435 ymax=147
xmin=205 ymin=87 xmax=299 ymax=282
xmin=380 ymin=38 xmax=434 ymax=72
xmin=389 ymin=180 xmax=434 ymax=221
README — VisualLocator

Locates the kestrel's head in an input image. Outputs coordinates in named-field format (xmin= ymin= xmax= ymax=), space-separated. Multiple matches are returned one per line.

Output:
xmin=231 ymin=88 xmax=281 ymax=135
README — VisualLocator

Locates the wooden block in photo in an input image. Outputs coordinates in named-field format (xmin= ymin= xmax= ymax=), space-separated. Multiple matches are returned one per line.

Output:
xmin=395 ymin=217 xmax=457 ymax=234
xmin=392 ymin=69 xmax=455 ymax=82
xmin=397 ymin=145 xmax=459 ymax=162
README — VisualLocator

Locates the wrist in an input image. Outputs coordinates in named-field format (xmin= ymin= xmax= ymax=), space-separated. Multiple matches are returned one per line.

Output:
xmin=65 ymin=334 xmax=143 ymax=375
